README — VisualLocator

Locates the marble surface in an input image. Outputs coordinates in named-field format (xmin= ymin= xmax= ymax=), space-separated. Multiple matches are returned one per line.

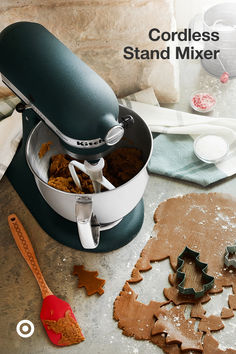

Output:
xmin=1 ymin=59 xmax=236 ymax=354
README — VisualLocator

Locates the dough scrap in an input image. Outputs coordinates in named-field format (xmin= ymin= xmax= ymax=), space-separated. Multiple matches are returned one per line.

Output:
xmin=114 ymin=193 xmax=236 ymax=353
xmin=190 ymin=303 xmax=206 ymax=319
xmin=220 ymin=307 xmax=234 ymax=319
xmin=114 ymin=282 xmax=168 ymax=340
xmin=38 ymin=141 xmax=52 ymax=158
xmin=198 ymin=315 xmax=224 ymax=333
xmin=203 ymin=333 xmax=236 ymax=354
xmin=150 ymin=334 xmax=181 ymax=354
xmin=228 ymin=294 xmax=236 ymax=310
xmin=152 ymin=305 xmax=203 ymax=351
xmin=73 ymin=265 xmax=105 ymax=296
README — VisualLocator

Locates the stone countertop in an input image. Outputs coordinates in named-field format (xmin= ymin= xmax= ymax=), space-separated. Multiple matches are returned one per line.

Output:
xmin=1 ymin=58 xmax=236 ymax=354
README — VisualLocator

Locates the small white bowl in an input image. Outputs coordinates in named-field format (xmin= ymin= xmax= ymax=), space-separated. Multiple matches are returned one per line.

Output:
xmin=190 ymin=91 xmax=216 ymax=113
xmin=194 ymin=134 xmax=229 ymax=163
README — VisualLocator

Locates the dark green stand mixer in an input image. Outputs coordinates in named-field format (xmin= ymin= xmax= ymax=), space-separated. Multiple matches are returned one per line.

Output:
xmin=0 ymin=22 xmax=152 ymax=252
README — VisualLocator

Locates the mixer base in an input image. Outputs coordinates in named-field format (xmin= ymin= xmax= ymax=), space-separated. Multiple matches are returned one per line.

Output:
xmin=6 ymin=126 xmax=144 ymax=252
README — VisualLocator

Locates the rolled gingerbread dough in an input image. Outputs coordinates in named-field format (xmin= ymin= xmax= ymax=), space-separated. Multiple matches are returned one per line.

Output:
xmin=114 ymin=193 xmax=236 ymax=353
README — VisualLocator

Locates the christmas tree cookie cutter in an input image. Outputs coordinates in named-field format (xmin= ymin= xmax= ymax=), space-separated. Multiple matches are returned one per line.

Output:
xmin=176 ymin=246 xmax=215 ymax=299
xmin=224 ymin=245 xmax=236 ymax=268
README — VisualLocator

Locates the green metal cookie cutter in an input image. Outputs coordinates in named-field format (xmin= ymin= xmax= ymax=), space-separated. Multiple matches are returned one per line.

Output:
xmin=224 ymin=245 xmax=236 ymax=268
xmin=176 ymin=246 xmax=215 ymax=299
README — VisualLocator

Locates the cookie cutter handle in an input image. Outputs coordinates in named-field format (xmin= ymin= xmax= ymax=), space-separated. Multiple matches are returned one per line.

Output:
xmin=75 ymin=196 xmax=100 ymax=249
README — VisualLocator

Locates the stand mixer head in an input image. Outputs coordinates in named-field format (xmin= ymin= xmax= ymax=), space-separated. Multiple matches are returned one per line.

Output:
xmin=0 ymin=21 xmax=135 ymax=199
xmin=0 ymin=22 xmax=131 ymax=161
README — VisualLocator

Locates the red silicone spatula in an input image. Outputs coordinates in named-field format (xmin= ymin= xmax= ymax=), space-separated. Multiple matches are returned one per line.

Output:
xmin=8 ymin=214 xmax=85 ymax=346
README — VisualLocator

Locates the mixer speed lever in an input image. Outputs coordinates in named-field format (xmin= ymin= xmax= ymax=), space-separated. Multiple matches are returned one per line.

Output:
xmin=120 ymin=115 xmax=134 ymax=128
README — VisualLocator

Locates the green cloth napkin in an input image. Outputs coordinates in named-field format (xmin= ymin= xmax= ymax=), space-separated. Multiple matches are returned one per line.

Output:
xmin=148 ymin=134 xmax=227 ymax=187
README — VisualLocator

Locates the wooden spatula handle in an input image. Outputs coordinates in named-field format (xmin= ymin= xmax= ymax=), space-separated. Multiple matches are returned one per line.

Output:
xmin=8 ymin=214 xmax=53 ymax=299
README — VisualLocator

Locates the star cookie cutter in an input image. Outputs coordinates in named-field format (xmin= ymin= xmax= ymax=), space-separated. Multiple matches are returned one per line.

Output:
xmin=224 ymin=245 xmax=236 ymax=268
xmin=176 ymin=246 xmax=215 ymax=299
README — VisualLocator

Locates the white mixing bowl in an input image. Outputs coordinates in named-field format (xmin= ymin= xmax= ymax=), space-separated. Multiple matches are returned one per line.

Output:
xmin=26 ymin=105 xmax=153 ymax=248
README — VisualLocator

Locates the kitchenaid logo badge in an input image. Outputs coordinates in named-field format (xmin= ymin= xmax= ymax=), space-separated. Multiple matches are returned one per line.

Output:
xmin=123 ymin=28 xmax=220 ymax=60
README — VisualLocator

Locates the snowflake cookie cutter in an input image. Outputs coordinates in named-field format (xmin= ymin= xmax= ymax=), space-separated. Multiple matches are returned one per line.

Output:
xmin=176 ymin=246 xmax=215 ymax=299
xmin=224 ymin=245 xmax=236 ymax=268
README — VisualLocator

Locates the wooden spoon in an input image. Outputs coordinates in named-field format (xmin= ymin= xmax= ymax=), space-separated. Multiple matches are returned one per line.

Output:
xmin=8 ymin=214 xmax=85 ymax=346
